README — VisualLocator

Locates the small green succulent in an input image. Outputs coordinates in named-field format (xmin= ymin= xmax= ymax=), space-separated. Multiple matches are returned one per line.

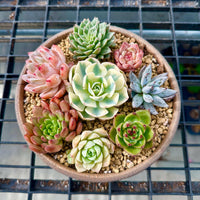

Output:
xmin=130 ymin=64 xmax=177 ymax=115
xmin=109 ymin=110 xmax=154 ymax=156
xmin=67 ymin=128 xmax=115 ymax=173
xmin=23 ymin=95 xmax=83 ymax=154
xmin=66 ymin=57 xmax=129 ymax=120
xmin=68 ymin=17 xmax=115 ymax=60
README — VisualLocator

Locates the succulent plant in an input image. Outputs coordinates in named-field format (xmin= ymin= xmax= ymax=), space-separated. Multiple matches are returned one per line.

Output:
xmin=22 ymin=45 xmax=71 ymax=99
xmin=67 ymin=128 xmax=115 ymax=173
xmin=109 ymin=110 xmax=154 ymax=156
xmin=68 ymin=17 xmax=115 ymax=60
xmin=114 ymin=42 xmax=143 ymax=72
xmin=66 ymin=57 xmax=129 ymax=120
xmin=23 ymin=95 xmax=83 ymax=154
xmin=130 ymin=64 xmax=177 ymax=115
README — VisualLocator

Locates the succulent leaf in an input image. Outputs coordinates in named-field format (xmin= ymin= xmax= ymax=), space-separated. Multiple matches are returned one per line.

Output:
xmin=150 ymin=87 xmax=166 ymax=95
xmin=145 ymin=140 xmax=153 ymax=149
xmin=116 ymin=135 xmax=127 ymax=148
xmin=69 ymin=18 xmax=115 ymax=60
xmin=23 ymin=95 xmax=82 ymax=154
xmin=22 ymin=45 xmax=71 ymax=99
xmin=109 ymin=110 xmax=154 ymax=156
xmin=134 ymin=137 xmax=146 ymax=148
xmin=143 ymin=93 xmax=153 ymax=103
xmin=138 ymin=65 xmax=146 ymax=80
xmin=132 ymin=94 xmax=143 ymax=108
xmin=143 ymin=102 xmax=158 ymax=115
xmin=130 ymin=65 xmax=176 ymax=115
xmin=142 ymin=85 xmax=152 ymax=94
xmin=124 ymin=113 xmax=140 ymax=123
xmin=143 ymin=126 xmax=154 ymax=142
xmin=158 ymin=88 xmax=177 ymax=98
xmin=67 ymin=128 xmax=114 ymax=173
xmin=130 ymin=81 xmax=142 ymax=93
xmin=163 ymin=94 xmax=177 ymax=101
xmin=140 ymin=64 xmax=152 ymax=87
xmin=147 ymin=76 xmax=168 ymax=88
xmin=67 ymin=58 xmax=128 ymax=120
xmin=135 ymin=110 xmax=151 ymax=125
xmin=117 ymin=87 xmax=129 ymax=106
xmin=151 ymin=72 xmax=168 ymax=81
xmin=114 ymin=114 xmax=126 ymax=128
xmin=129 ymin=71 xmax=140 ymax=85
xmin=152 ymin=95 xmax=169 ymax=108
xmin=124 ymin=146 xmax=142 ymax=155
xmin=29 ymin=144 xmax=46 ymax=154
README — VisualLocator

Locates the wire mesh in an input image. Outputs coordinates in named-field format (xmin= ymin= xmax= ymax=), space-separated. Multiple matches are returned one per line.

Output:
xmin=0 ymin=0 xmax=200 ymax=200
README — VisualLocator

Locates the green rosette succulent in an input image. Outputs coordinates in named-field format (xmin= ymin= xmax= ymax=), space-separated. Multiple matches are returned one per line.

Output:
xmin=66 ymin=57 xmax=129 ymax=120
xmin=68 ymin=17 xmax=115 ymax=60
xmin=23 ymin=95 xmax=83 ymax=154
xmin=109 ymin=110 xmax=154 ymax=156
xmin=67 ymin=128 xmax=115 ymax=173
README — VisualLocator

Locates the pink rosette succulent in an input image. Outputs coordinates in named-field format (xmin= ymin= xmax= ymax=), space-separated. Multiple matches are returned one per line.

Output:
xmin=22 ymin=45 xmax=72 ymax=99
xmin=114 ymin=42 xmax=143 ymax=72
xmin=23 ymin=95 xmax=83 ymax=154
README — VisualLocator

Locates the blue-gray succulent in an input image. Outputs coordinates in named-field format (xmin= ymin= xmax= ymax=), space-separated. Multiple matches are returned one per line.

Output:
xmin=129 ymin=64 xmax=176 ymax=115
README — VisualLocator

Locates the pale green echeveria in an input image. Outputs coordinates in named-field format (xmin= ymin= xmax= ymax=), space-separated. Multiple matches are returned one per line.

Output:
xmin=67 ymin=58 xmax=129 ymax=120
xmin=67 ymin=128 xmax=115 ymax=173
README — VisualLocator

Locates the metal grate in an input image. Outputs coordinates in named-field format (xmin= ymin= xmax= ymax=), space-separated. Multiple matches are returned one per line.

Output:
xmin=0 ymin=0 xmax=200 ymax=199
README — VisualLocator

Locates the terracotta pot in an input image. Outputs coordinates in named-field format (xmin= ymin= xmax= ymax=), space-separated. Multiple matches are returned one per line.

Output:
xmin=15 ymin=26 xmax=181 ymax=182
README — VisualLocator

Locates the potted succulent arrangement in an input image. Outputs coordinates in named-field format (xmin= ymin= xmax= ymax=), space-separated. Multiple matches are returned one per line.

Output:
xmin=15 ymin=17 xmax=180 ymax=182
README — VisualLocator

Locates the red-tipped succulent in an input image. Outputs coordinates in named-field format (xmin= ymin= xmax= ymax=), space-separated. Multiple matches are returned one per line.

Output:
xmin=22 ymin=45 xmax=72 ymax=99
xmin=23 ymin=95 xmax=83 ymax=154
xmin=109 ymin=110 xmax=154 ymax=156
xmin=114 ymin=42 xmax=143 ymax=72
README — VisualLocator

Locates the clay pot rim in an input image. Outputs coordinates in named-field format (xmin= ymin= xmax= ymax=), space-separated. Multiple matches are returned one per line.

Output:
xmin=15 ymin=26 xmax=181 ymax=182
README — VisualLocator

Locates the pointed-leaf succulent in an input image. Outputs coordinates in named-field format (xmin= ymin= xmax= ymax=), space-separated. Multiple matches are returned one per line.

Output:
xmin=130 ymin=64 xmax=177 ymax=115
xmin=114 ymin=42 xmax=143 ymax=72
xmin=67 ymin=128 xmax=115 ymax=173
xmin=66 ymin=57 xmax=129 ymax=120
xmin=22 ymin=45 xmax=71 ymax=99
xmin=109 ymin=110 xmax=154 ymax=156
xmin=68 ymin=17 xmax=115 ymax=60
xmin=23 ymin=95 xmax=83 ymax=154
